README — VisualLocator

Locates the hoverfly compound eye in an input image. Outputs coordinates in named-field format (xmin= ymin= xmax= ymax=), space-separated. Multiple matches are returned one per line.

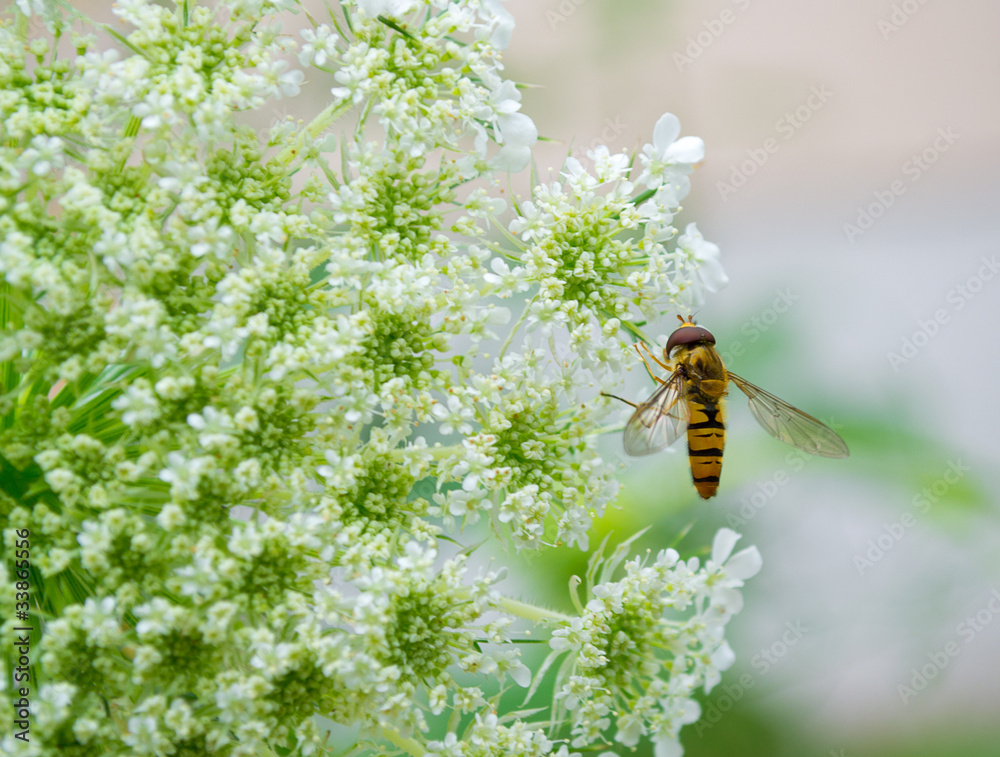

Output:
xmin=664 ymin=325 xmax=716 ymax=357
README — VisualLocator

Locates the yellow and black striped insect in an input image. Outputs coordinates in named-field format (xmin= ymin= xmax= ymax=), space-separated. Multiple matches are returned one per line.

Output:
xmin=605 ymin=316 xmax=848 ymax=499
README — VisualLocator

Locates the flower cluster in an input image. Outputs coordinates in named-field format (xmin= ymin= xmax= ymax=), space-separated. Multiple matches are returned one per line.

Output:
xmin=547 ymin=529 xmax=762 ymax=757
xmin=493 ymin=115 xmax=726 ymax=373
xmin=0 ymin=1 xmax=753 ymax=755
xmin=433 ymin=349 xmax=618 ymax=550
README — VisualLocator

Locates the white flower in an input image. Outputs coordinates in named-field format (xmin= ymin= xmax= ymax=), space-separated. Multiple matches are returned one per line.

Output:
xmin=482 ymin=257 xmax=528 ymax=296
xmin=587 ymin=144 xmax=631 ymax=184
xmin=397 ymin=540 xmax=435 ymax=572
xmin=704 ymin=526 xmax=763 ymax=620
xmin=6 ymin=3 xmax=752 ymax=753
xmin=636 ymin=112 xmax=704 ymax=191
xmin=491 ymin=111 xmax=537 ymax=172
xmin=498 ymin=485 xmax=548 ymax=545
xmin=708 ymin=527 xmax=763 ymax=583
xmin=20 ymin=135 xmax=65 ymax=176
xmin=508 ymin=199 xmax=554 ymax=242
xmin=112 ymin=381 xmax=161 ymax=426
xmin=259 ymin=58 xmax=305 ymax=98
xmin=81 ymin=596 xmax=120 ymax=646
xmin=133 ymin=92 xmax=178 ymax=129
xmin=651 ymin=732 xmax=683 ymax=757
xmin=556 ymin=505 xmax=592 ymax=550
xmin=299 ymin=26 xmax=340 ymax=67
xmin=432 ymin=394 xmax=476 ymax=435
xmin=135 ymin=597 xmax=177 ymax=638
xmin=561 ymin=156 xmax=598 ymax=193
xmin=472 ymin=80 xmax=538 ymax=171
xmin=158 ymin=452 xmax=214 ymax=501
xmin=187 ymin=406 xmax=236 ymax=450
xmin=704 ymin=640 xmax=736 ymax=692
xmin=477 ymin=0 xmax=515 ymax=49
xmin=357 ymin=0 xmax=418 ymax=17
xmin=188 ymin=218 xmax=235 ymax=259
xmin=675 ymin=222 xmax=728 ymax=306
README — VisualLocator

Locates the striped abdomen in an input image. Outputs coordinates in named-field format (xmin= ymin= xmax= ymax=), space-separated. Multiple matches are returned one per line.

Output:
xmin=686 ymin=397 xmax=725 ymax=499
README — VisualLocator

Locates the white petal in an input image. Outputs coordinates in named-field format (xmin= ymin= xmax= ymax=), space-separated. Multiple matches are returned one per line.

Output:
xmin=710 ymin=640 xmax=736 ymax=673
xmin=497 ymin=111 xmax=538 ymax=149
xmin=725 ymin=546 xmax=763 ymax=581
xmin=652 ymin=112 xmax=681 ymax=153
xmin=703 ymin=665 xmax=722 ymax=695
xmin=509 ymin=662 xmax=531 ymax=687
xmin=699 ymin=256 xmax=729 ymax=293
xmin=485 ymin=306 xmax=511 ymax=324
xmin=563 ymin=156 xmax=585 ymax=178
xmin=489 ymin=8 xmax=515 ymax=49
xmin=654 ymin=736 xmax=683 ymax=757
xmin=679 ymin=697 xmax=701 ymax=725
xmin=712 ymin=586 xmax=744 ymax=615
xmin=491 ymin=144 xmax=532 ymax=173
xmin=680 ymin=220 xmax=702 ymax=242
xmin=711 ymin=527 xmax=741 ymax=564
xmin=357 ymin=0 xmax=417 ymax=16
xmin=663 ymin=135 xmax=704 ymax=164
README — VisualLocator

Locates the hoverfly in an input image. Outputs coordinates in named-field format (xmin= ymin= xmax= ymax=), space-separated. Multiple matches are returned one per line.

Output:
xmin=604 ymin=316 xmax=848 ymax=499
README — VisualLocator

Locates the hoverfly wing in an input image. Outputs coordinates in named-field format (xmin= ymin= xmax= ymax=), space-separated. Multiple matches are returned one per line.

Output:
xmin=622 ymin=371 xmax=690 ymax=456
xmin=728 ymin=372 xmax=849 ymax=458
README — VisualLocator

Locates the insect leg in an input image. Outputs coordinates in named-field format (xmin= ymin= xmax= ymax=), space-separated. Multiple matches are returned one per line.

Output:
xmin=634 ymin=343 xmax=667 ymax=384
xmin=638 ymin=341 xmax=672 ymax=373
xmin=600 ymin=392 xmax=640 ymax=408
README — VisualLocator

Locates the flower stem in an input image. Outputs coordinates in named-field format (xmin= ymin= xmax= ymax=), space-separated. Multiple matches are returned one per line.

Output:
xmin=619 ymin=318 xmax=656 ymax=346
xmin=276 ymin=99 xmax=354 ymax=165
xmin=498 ymin=595 xmax=573 ymax=624
xmin=382 ymin=728 xmax=426 ymax=756
xmin=498 ymin=301 xmax=531 ymax=359
xmin=392 ymin=444 xmax=464 ymax=461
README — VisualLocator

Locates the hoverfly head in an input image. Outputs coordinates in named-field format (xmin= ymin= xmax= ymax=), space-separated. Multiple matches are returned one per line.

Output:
xmin=664 ymin=315 xmax=715 ymax=359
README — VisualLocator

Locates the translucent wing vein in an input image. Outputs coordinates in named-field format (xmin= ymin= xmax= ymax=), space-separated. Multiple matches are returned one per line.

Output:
xmin=728 ymin=372 xmax=848 ymax=458
xmin=622 ymin=371 xmax=690 ymax=456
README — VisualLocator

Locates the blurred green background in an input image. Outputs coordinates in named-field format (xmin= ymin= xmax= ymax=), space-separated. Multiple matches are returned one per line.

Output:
xmin=498 ymin=1 xmax=1000 ymax=755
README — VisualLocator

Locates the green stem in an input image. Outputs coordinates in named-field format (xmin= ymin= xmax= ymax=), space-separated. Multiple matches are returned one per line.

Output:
xmin=589 ymin=423 xmax=626 ymax=436
xmin=498 ymin=595 xmax=573 ymax=624
xmin=498 ymin=301 xmax=532 ymax=359
xmin=392 ymin=443 xmax=463 ymax=461
xmin=382 ymin=728 xmax=426 ymax=756
xmin=630 ymin=187 xmax=656 ymax=207
xmin=276 ymin=99 xmax=354 ymax=165
xmin=619 ymin=319 xmax=655 ymax=346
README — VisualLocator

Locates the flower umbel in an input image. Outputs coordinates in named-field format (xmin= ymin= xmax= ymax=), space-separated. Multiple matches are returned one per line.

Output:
xmin=0 ymin=1 xmax=745 ymax=756
xmin=547 ymin=530 xmax=762 ymax=755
